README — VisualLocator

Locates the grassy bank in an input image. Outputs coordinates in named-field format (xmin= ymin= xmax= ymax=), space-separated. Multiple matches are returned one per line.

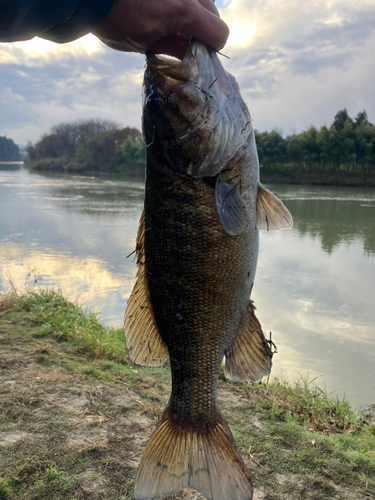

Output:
xmin=0 ymin=289 xmax=374 ymax=499
xmin=25 ymin=158 xmax=375 ymax=187
xmin=26 ymin=158 xmax=145 ymax=177
xmin=260 ymin=164 xmax=375 ymax=187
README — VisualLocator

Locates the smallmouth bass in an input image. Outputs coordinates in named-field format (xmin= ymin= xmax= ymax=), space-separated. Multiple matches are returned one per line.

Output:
xmin=125 ymin=40 xmax=292 ymax=500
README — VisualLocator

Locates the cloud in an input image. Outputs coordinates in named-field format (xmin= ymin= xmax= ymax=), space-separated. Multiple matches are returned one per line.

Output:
xmin=0 ymin=243 xmax=134 ymax=326
xmin=0 ymin=1 xmax=375 ymax=143
xmin=0 ymin=36 xmax=145 ymax=143
xmin=218 ymin=0 xmax=375 ymax=134
xmin=0 ymin=34 xmax=103 ymax=65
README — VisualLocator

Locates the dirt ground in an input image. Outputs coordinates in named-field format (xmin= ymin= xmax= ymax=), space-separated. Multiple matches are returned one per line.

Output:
xmin=0 ymin=312 xmax=373 ymax=500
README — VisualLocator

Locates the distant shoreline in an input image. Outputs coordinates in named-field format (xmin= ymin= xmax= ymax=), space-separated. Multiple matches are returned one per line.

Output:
xmin=0 ymin=161 xmax=24 ymax=164
xmin=20 ymin=159 xmax=375 ymax=187
xmin=260 ymin=166 xmax=375 ymax=187
xmin=24 ymin=158 xmax=145 ymax=178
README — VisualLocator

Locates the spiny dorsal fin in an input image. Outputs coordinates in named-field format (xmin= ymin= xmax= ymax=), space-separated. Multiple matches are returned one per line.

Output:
xmin=135 ymin=407 xmax=253 ymax=500
xmin=214 ymin=175 xmax=249 ymax=236
xmin=224 ymin=301 xmax=274 ymax=382
xmin=256 ymin=184 xmax=293 ymax=230
xmin=124 ymin=211 xmax=168 ymax=367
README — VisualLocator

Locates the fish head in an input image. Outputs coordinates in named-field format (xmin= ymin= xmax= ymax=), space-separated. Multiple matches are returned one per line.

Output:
xmin=143 ymin=40 xmax=252 ymax=178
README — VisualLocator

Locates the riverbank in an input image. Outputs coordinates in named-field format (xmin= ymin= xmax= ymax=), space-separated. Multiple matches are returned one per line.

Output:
xmin=0 ymin=289 xmax=374 ymax=500
xmin=24 ymin=159 xmax=375 ymax=187
xmin=260 ymin=165 xmax=375 ymax=187
xmin=26 ymin=158 xmax=145 ymax=177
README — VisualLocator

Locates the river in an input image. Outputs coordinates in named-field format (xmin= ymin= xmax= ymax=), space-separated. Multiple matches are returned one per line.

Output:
xmin=1 ymin=163 xmax=374 ymax=409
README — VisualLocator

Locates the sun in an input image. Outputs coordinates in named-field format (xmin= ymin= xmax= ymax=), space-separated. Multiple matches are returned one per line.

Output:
xmin=219 ymin=1 xmax=258 ymax=49
xmin=226 ymin=19 xmax=256 ymax=48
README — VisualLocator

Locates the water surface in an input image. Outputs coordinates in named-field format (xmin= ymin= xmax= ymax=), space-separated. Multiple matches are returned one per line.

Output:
xmin=1 ymin=163 xmax=374 ymax=408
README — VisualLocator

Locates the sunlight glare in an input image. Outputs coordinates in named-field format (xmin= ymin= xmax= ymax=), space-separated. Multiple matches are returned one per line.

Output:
xmin=226 ymin=19 xmax=255 ymax=48
xmin=13 ymin=33 xmax=103 ymax=57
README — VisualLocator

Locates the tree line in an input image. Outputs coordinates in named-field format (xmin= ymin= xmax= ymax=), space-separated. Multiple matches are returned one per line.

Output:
xmin=255 ymin=109 xmax=375 ymax=171
xmin=0 ymin=136 xmax=20 ymax=161
xmin=26 ymin=118 xmax=145 ymax=175
xmin=24 ymin=109 xmax=375 ymax=184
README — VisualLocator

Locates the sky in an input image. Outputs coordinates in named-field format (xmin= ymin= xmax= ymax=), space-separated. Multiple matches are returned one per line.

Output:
xmin=0 ymin=0 xmax=374 ymax=146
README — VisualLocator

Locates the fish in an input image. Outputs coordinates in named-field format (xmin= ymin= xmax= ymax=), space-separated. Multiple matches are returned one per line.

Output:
xmin=124 ymin=40 xmax=293 ymax=500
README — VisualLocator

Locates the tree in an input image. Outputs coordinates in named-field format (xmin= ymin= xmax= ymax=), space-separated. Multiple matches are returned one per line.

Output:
xmin=35 ymin=134 xmax=65 ymax=158
xmin=117 ymin=135 xmax=145 ymax=163
xmin=26 ymin=141 xmax=37 ymax=161
xmin=254 ymin=129 xmax=287 ymax=164
xmin=0 ymin=136 xmax=20 ymax=161
xmin=80 ymin=118 xmax=120 ymax=135
xmin=50 ymin=122 xmax=80 ymax=158
xmin=84 ymin=127 xmax=143 ymax=169
xmin=354 ymin=122 xmax=375 ymax=164
xmin=332 ymin=109 xmax=354 ymax=132
xmin=76 ymin=124 xmax=96 ymax=160
xmin=49 ymin=119 xmax=121 ymax=159
xmin=286 ymin=126 xmax=320 ymax=164
xmin=354 ymin=110 xmax=369 ymax=128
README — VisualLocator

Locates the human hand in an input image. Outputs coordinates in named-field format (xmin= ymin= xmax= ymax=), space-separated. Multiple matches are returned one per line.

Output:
xmin=93 ymin=0 xmax=229 ymax=59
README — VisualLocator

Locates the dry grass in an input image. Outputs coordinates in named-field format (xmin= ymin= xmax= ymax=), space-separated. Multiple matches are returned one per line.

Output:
xmin=0 ymin=289 xmax=374 ymax=500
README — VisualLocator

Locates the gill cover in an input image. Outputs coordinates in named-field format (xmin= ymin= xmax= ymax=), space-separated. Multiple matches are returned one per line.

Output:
xmin=143 ymin=41 xmax=253 ymax=179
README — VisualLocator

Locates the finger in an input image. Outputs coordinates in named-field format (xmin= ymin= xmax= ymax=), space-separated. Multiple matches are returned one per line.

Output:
xmin=180 ymin=6 xmax=229 ymax=51
xmin=197 ymin=0 xmax=220 ymax=17
xmin=147 ymin=34 xmax=190 ymax=60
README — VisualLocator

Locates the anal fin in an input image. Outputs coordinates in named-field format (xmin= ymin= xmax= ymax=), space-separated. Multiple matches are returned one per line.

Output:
xmin=225 ymin=301 xmax=274 ymax=382
xmin=135 ymin=407 xmax=253 ymax=500
xmin=124 ymin=210 xmax=168 ymax=367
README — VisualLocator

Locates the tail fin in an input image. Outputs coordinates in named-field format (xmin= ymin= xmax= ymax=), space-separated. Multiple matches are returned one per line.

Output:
xmin=135 ymin=407 xmax=253 ymax=500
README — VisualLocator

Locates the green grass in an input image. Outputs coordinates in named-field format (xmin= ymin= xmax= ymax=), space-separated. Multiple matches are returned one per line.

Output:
xmin=1 ymin=287 xmax=375 ymax=499
xmin=263 ymin=375 xmax=372 ymax=433
xmin=1 ymin=288 xmax=373 ymax=433
xmin=229 ymin=398 xmax=375 ymax=497
xmin=2 ymin=288 xmax=127 ymax=364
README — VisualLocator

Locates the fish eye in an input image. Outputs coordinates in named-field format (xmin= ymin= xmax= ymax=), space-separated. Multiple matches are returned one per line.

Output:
xmin=147 ymin=93 xmax=165 ymax=111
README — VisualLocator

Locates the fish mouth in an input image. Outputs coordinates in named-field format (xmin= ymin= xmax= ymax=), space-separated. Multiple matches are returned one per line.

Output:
xmin=146 ymin=40 xmax=214 ymax=87
xmin=146 ymin=53 xmax=191 ymax=85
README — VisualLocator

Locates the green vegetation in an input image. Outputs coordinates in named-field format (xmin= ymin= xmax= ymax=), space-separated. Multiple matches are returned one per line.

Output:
xmin=1 ymin=288 xmax=374 ymax=499
xmin=3 ymin=288 xmax=127 ymax=363
xmin=256 ymin=109 xmax=375 ymax=186
xmin=260 ymin=375 xmax=370 ymax=433
xmin=0 ymin=136 xmax=20 ymax=161
xmin=26 ymin=119 xmax=145 ymax=176
xmin=25 ymin=109 xmax=375 ymax=185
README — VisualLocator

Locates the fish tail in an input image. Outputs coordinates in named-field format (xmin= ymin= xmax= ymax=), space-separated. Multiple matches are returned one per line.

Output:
xmin=135 ymin=406 xmax=253 ymax=500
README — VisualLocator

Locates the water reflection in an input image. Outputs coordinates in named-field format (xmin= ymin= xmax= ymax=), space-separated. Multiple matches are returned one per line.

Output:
xmin=1 ymin=169 xmax=374 ymax=407
xmin=267 ymin=184 xmax=375 ymax=256
xmin=256 ymin=186 xmax=375 ymax=407
xmin=0 ymin=167 xmax=144 ymax=323
xmin=0 ymin=162 xmax=23 ymax=171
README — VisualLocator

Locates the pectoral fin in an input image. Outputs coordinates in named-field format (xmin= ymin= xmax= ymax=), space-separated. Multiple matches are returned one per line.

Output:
xmin=214 ymin=175 xmax=249 ymax=236
xmin=225 ymin=301 xmax=274 ymax=382
xmin=256 ymin=184 xmax=293 ymax=230
xmin=124 ymin=211 xmax=168 ymax=367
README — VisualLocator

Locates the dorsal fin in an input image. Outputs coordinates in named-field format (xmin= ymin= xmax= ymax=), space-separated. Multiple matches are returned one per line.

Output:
xmin=124 ymin=211 xmax=168 ymax=367
xmin=224 ymin=301 xmax=274 ymax=382
xmin=256 ymin=184 xmax=293 ymax=230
